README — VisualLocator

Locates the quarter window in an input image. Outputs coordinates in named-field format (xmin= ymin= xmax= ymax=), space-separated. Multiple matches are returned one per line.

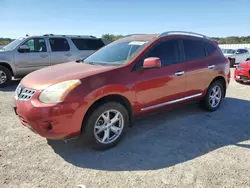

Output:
xmin=22 ymin=38 xmax=47 ymax=52
xmin=183 ymin=39 xmax=206 ymax=61
xmin=146 ymin=39 xmax=181 ymax=66
xmin=71 ymin=38 xmax=105 ymax=50
xmin=49 ymin=38 xmax=70 ymax=52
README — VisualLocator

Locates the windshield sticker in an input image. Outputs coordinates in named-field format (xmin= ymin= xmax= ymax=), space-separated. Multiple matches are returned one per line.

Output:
xmin=129 ymin=41 xmax=149 ymax=46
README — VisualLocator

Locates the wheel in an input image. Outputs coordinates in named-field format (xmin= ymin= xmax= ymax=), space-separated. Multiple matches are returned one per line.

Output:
xmin=0 ymin=65 xmax=12 ymax=88
xmin=229 ymin=58 xmax=235 ymax=68
xmin=82 ymin=102 xmax=129 ymax=150
xmin=200 ymin=81 xmax=224 ymax=112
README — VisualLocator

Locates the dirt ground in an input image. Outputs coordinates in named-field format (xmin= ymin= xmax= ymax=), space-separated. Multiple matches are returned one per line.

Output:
xmin=0 ymin=69 xmax=250 ymax=188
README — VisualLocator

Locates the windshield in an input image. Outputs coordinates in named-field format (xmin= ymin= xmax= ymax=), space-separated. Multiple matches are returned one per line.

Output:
xmin=223 ymin=49 xmax=236 ymax=54
xmin=83 ymin=40 xmax=149 ymax=65
xmin=3 ymin=38 xmax=25 ymax=51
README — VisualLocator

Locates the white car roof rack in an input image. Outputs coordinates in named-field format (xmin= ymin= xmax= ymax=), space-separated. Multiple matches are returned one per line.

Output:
xmin=157 ymin=31 xmax=209 ymax=39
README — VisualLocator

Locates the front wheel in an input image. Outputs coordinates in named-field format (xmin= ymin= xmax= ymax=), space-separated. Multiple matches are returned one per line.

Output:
xmin=0 ymin=65 xmax=12 ymax=88
xmin=82 ymin=102 xmax=129 ymax=150
xmin=200 ymin=81 xmax=224 ymax=112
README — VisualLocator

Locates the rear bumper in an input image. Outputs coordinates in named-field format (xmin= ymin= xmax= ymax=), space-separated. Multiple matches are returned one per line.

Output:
xmin=12 ymin=95 xmax=87 ymax=140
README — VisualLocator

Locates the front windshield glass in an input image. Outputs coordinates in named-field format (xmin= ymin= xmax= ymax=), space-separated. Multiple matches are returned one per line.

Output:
xmin=83 ymin=40 xmax=150 ymax=65
xmin=3 ymin=38 xmax=25 ymax=51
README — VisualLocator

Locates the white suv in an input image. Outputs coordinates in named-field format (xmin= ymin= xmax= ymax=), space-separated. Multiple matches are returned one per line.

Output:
xmin=0 ymin=34 xmax=109 ymax=87
xmin=222 ymin=48 xmax=250 ymax=67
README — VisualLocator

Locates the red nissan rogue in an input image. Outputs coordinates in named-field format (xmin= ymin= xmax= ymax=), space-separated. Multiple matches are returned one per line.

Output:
xmin=13 ymin=31 xmax=231 ymax=150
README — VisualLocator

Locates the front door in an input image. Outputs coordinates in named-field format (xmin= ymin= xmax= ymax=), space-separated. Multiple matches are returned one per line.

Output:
xmin=14 ymin=37 xmax=50 ymax=76
xmin=133 ymin=38 xmax=186 ymax=112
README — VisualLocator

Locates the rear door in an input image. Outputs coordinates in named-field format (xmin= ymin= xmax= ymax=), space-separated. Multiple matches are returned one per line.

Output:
xmin=133 ymin=38 xmax=186 ymax=112
xmin=70 ymin=38 xmax=105 ymax=60
xmin=49 ymin=37 xmax=72 ymax=65
xmin=181 ymin=38 xmax=214 ymax=97
xmin=14 ymin=37 xmax=50 ymax=76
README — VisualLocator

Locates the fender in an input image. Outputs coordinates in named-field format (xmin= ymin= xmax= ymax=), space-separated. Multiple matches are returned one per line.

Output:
xmin=0 ymin=50 xmax=17 ymax=76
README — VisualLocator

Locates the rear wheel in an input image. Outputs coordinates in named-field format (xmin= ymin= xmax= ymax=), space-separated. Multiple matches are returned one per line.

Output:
xmin=200 ymin=81 xmax=224 ymax=112
xmin=82 ymin=102 xmax=129 ymax=150
xmin=0 ymin=65 xmax=12 ymax=88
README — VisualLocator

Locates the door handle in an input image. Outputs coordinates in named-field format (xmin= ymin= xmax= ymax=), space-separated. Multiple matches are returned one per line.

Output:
xmin=175 ymin=71 xmax=185 ymax=76
xmin=65 ymin=53 xmax=72 ymax=57
xmin=208 ymin=65 xmax=215 ymax=69
xmin=40 ymin=54 xmax=48 ymax=58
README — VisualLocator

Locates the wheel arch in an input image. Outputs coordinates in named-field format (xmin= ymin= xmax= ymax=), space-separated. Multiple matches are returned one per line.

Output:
xmin=0 ymin=62 xmax=14 ymax=76
xmin=210 ymin=76 xmax=227 ymax=98
xmin=81 ymin=94 xmax=134 ymax=133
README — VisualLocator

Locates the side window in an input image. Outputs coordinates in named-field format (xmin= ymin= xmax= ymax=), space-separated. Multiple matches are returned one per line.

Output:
xmin=236 ymin=49 xmax=244 ymax=54
xmin=49 ymin=38 xmax=70 ymax=52
xmin=203 ymin=41 xmax=217 ymax=56
xmin=71 ymin=38 xmax=105 ymax=50
xmin=21 ymin=38 xmax=47 ymax=53
xmin=183 ymin=39 xmax=206 ymax=61
xmin=145 ymin=39 xmax=181 ymax=66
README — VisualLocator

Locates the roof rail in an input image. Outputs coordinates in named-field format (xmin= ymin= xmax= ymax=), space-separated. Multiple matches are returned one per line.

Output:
xmin=43 ymin=34 xmax=96 ymax=38
xmin=158 ymin=31 xmax=209 ymax=39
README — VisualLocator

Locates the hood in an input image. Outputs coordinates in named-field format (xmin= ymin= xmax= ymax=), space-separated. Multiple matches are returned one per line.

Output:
xmin=21 ymin=61 xmax=116 ymax=90
xmin=238 ymin=60 xmax=250 ymax=68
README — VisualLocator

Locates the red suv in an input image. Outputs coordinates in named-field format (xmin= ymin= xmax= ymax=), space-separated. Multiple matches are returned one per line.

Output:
xmin=13 ymin=31 xmax=230 ymax=150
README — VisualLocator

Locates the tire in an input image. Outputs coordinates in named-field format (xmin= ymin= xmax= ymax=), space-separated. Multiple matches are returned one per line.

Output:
xmin=0 ymin=65 xmax=12 ymax=88
xmin=229 ymin=58 xmax=235 ymax=68
xmin=82 ymin=102 xmax=129 ymax=150
xmin=200 ymin=81 xmax=224 ymax=112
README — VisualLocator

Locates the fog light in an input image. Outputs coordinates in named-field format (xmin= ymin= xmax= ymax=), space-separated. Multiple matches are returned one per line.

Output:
xmin=39 ymin=121 xmax=53 ymax=131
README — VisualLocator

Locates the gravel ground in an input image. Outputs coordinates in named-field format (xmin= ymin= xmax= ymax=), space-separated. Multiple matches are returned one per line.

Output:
xmin=0 ymin=69 xmax=250 ymax=188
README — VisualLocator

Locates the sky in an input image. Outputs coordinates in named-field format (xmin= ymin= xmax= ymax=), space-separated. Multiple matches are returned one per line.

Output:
xmin=0 ymin=0 xmax=249 ymax=39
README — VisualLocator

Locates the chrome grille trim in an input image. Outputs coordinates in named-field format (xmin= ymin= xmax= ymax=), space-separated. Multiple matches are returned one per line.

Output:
xmin=15 ymin=84 xmax=36 ymax=101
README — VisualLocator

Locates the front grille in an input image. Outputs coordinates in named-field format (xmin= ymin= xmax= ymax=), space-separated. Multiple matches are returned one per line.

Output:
xmin=15 ymin=85 xmax=36 ymax=101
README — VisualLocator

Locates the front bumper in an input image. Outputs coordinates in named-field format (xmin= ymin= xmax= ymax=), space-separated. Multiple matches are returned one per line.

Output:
xmin=12 ymin=92 xmax=86 ymax=140
xmin=234 ymin=69 xmax=250 ymax=82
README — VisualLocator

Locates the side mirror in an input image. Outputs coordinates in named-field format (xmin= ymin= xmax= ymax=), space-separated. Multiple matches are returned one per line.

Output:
xmin=143 ymin=57 xmax=161 ymax=69
xmin=18 ymin=45 xmax=30 ymax=53
xmin=75 ymin=57 xmax=85 ymax=63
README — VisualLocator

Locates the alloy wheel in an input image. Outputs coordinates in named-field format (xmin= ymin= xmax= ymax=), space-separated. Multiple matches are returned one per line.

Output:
xmin=209 ymin=85 xmax=222 ymax=108
xmin=94 ymin=109 xmax=124 ymax=144
xmin=0 ymin=70 xmax=7 ymax=84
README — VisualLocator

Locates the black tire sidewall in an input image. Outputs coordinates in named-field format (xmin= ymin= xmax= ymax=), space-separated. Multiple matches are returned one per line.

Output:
xmin=0 ymin=65 xmax=11 ymax=87
xmin=83 ymin=102 xmax=129 ymax=150
xmin=203 ymin=81 xmax=224 ymax=112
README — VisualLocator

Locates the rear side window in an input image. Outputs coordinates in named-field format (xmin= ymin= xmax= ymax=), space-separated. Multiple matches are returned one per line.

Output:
xmin=203 ymin=41 xmax=217 ymax=56
xmin=49 ymin=38 xmax=70 ymax=52
xmin=71 ymin=38 xmax=105 ymax=50
xmin=183 ymin=39 xmax=206 ymax=61
xmin=146 ymin=39 xmax=181 ymax=66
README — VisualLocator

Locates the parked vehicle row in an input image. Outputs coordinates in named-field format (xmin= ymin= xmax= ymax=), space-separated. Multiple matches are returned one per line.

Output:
xmin=12 ymin=31 xmax=230 ymax=150
xmin=221 ymin=48 xmax=250 ymax=67
xmin=0 ymin=34 xmax=109 ymax=87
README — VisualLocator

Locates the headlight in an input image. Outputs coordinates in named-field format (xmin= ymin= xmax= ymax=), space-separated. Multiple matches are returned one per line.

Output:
xmin=236 ymin=66 xmax=245 ymax=70
xmin=39 ymin=80 xmax=81 ymax=104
